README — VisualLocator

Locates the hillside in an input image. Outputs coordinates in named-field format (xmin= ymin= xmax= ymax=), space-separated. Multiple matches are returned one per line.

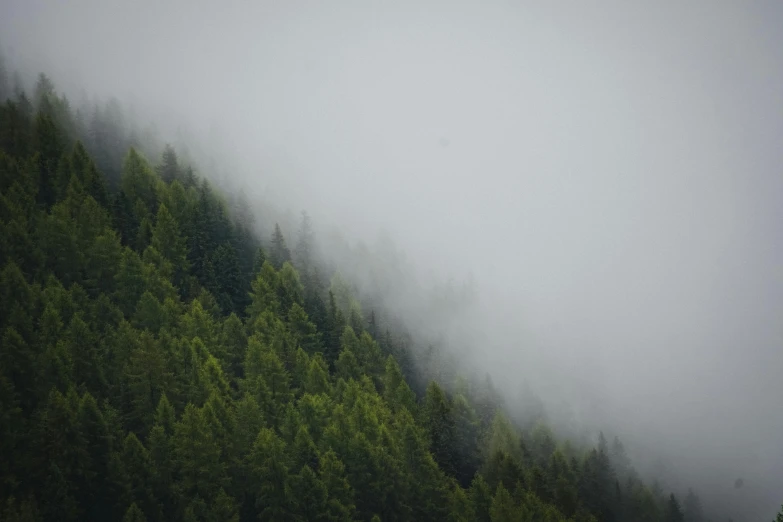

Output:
xmin=0 ymin=68 xmax=741 ymax=522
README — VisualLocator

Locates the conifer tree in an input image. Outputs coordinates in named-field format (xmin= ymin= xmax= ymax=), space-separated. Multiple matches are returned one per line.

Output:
xmin=490 ymin=483 xmax=517 ymax=522
xmin=269 ymin=223 xmax=291 ymax=269
xmin=470 ymin=474 xmax=494 ymax=522
xmin=150 ymin=203 xmax=189 ymax=288
xmin=294 ymin=210 xmax=314 ymax=277
xmin=0 ymin=49 xmax=8 ymax=103
xmin=665 ymin=493 xmax=685 ymax=522
xmin=122 ymin=502 xmax=146 ymax=522
xmin=423 ymin=381 xmax=457 ymax=476
xmin=158 ymin=144 xmax=179 ymax=184
xmin=683 ymin=488 xmax=704 ymax=522
xmin=250 ymin=428 xmax=292 ymax=521
xmin=173 ymin=403 xmax=227 ymax=502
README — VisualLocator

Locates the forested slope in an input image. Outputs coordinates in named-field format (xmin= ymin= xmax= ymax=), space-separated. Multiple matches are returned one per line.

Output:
xmin=0 ymin=65 xmax=729 ymax=521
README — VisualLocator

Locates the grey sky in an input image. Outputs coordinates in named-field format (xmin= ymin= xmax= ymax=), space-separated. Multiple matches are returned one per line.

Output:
xmin=2 ymin=1 xmax=783 ymax=518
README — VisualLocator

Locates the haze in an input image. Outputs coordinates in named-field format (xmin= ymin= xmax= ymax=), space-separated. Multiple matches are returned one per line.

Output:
xmin=2 ymin=1 xmax=782 ymax=519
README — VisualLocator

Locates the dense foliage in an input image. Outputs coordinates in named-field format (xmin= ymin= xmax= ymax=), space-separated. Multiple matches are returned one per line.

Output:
xmin=0 ymin=66 xmax=742 ymax=521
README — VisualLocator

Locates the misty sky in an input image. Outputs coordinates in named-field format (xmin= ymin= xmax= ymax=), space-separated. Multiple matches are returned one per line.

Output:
xmin=2 ymin=1 xmax=783 ymax=518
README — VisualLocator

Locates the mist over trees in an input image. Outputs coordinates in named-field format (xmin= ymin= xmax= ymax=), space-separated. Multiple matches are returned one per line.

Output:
xmin=1 ymin=45 xmax=778 ymax=521
xmin=3 ymin=1 xmax=783 ymax=519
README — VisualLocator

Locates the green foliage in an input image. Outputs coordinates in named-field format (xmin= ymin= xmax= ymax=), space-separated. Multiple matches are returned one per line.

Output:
xmin=665 ymin=493 xmax=685 ymax=522
xmin=150 ymin=203 xmax=189 ymax=288
xmin=250 ymin=428 xmax=292 ymax=521
xmin=423 ymin=381 xmax=457 ymax=476
xmin=120 ymin=149 xmax=158 ymax=219
xmin=0 ymin=71 xmax=716 ymax=522
xmin=683 ymin=488 xmax=704 ymax=522
xmin=305 ymin=354 xmax=332 ymax=396
xmin=470 ymin=474 xmax=494 ymax=522
xmin=490 ymin=483 xmax=518 ymax=522
xmin=123 ymin=502 xmax=147 ymax=522
xmin=157 ymin=144 xmax=179 ymax=184
xmin=287 ymin=302 xmax=322 ymax=355
xmin=269 ymin=223 xmax=291 ymax=269
xmin=173 ymin=403 xmax=227 ymax=502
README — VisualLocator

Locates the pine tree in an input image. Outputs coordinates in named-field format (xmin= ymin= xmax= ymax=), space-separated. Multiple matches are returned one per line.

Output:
xmin=118 ymin=432 xmax=156 ymax=518
xmin=84 ymin=231 xmax=123 ymax=297
xmin=0 ymin=49 xmax=9 ymax=103
xmin=114 ymin=248 xmax=146 ymax=317
xmin=208 ymin=488 xmax=240 ymax=522
xmin=367 ymin=309 xmax=379 ymax=340
xmin=124 ymin=332 xmax=168 ymax=433
xmin=423 ymin=381 xmax=457 ymax=476
xmin=664 ymin=493 xmax=685 ymax=522
xmin=150 ymin=203 xmax=189 ymax=288
xmin=173 ymin=403 xmax=227 ymax=502
xmin=0 ymin=370 xmax=23 ymax=500
xmin=382 ymin=356 xmax=417 ymax=415
xmin=250 ymin=428 xmax=293 ymax=521
xmin=322 ymin=290 xmax=346 ymax=368
xmin=1 ymin=327 xmax=37 ymax=408
xmin=470 ymin=474 xmax=494 ymax=522
xmin=294 ymin=211 xmax=314 ymax=277
xmin=205 ymin=242 xmax=238 ymax=312
xmin=233 ymin=393 xmax=264 ymax=457
xmin=157 ymin=144 xmax=179 ymax=184
xmin=120 ymin=148 xmax=158 ymax=219
xmin=448 ymin=484 xmax=476 ymax=522
xmin=304 ymin=354 xmax=332 ymax=396
xmin=246 ymin=262 xmax=281 ymax=318
xmin=72 ymin=140 xmax=109 ymax=207
xmin=35 ymin=388 xmax=89 ymax=520
xmin=291 ymin=465 xmax=329 ymax=521
xmin=269 ymin=223 xmax=291 ymax=269
xmin=243 ymin=336 xmax=292 ymax=427
xmin=41 ymin=462 xmax=79 ymax=521
xmin=335 ymin=347 xmax=361 ymax=382
xmin=610 ymin=435 xmax=632 ymax=482
xmin=147 ymin=425 xmax=174 ymax=519
xmin=122 ymin=502 xmax=146 ymax=522
xmin=220 ymin=312 xmax=247 ymax=380
xmin=277 ymin=262 xmax=304 ymax=313
xmin=683 ymin=488 xmax=704 ymax=522
xmin=452 ymin=392 xmax=480 ymax=486
xmin=291 ymin=426 xmax=319 ymax=470
xmin=64 ymin=313 xmax=105 ymax=395
xmin=77 ymin=392 xmax=113 ymax=520
xmin=0 ymin=98 xmax=33 ymax=159
xmin=287 ymin=302 xmax=322 ymax=355
xmin=33 ymin=110 xmax=64 ymax=208
xmin=489 ymin=483 xmax=517 ymax=522
xmin=252 ymin=246 xmax=267 ymax=276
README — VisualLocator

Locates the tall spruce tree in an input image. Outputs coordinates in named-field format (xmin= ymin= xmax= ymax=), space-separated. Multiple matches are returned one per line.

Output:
xmin=270 ymin=223 xmax=291 ymax=269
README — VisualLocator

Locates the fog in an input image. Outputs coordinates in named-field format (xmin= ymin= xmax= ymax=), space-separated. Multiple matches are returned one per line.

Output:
xmin=3 ymin=1 xmax=783 ymax=519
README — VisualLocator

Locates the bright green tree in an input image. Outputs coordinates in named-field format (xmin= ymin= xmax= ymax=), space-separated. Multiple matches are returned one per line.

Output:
xmin=249 ymin=428 xmax=293 ymax=521
xmin=150 ymin=203 xmax=189 ymax=288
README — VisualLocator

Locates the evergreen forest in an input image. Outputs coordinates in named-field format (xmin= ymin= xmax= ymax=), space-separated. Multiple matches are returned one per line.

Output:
xmin=0 ymin=56 xmax=780 ymax=522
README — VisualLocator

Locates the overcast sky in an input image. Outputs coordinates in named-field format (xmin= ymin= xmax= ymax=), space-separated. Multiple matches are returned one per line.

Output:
xmin=2 ymin=1 xmax=782 ymax=518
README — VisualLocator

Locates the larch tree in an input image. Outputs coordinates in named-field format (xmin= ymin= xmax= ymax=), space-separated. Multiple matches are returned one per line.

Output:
xmin=269 ymin=223 xmax=291 ymax=269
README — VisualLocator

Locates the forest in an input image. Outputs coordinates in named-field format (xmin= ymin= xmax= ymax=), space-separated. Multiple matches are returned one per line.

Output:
xmin=0 ymin=57 xmax=780 ymax=522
